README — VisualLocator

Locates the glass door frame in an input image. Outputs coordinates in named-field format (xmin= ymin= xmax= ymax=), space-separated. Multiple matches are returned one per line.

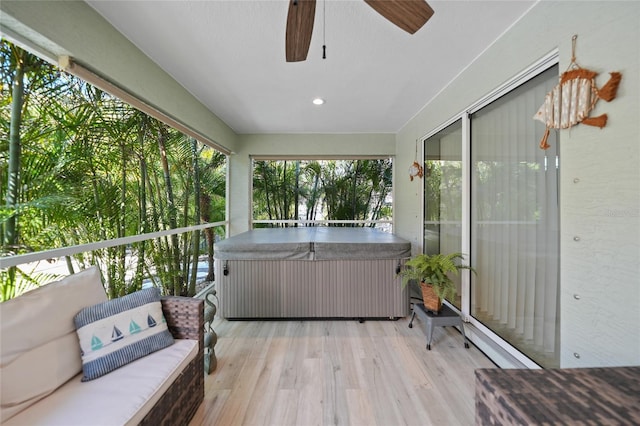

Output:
xmin=418 ymin=49 xmax=559 ymax=369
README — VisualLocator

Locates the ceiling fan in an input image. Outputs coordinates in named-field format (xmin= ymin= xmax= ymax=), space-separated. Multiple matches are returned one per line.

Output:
xmin=285 ymin=0 xmax=435 ymax=62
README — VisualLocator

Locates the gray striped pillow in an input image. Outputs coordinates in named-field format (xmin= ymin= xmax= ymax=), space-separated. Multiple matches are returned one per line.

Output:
xmin=74 ymin=287 xmax=174 ymax=381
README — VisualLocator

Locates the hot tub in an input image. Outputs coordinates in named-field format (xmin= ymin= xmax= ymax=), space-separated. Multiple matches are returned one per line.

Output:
xmin=214 ymin=227 xmax=412 ymax=319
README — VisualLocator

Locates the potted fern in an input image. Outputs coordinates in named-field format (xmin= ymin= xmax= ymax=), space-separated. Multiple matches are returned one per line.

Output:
xmin=400 ymin=252 xmax=475 ymax=313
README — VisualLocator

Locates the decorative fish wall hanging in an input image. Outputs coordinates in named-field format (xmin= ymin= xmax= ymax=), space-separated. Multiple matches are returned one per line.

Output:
xmin=533 ymin=35 xmax=622 ymax=150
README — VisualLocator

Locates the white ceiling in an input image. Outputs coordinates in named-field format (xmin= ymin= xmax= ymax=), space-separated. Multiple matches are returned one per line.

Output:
xmin=86 ymin=0 xmax=535 ymax=135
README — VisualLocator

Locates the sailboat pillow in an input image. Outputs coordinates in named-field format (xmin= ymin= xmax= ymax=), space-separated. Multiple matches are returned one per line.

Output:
xmin=74 ymin=287 xmax=174 ymax=381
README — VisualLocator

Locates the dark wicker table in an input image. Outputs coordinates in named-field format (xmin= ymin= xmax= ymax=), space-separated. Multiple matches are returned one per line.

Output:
xmin=475 ymin=366 xmax=640 ymax=425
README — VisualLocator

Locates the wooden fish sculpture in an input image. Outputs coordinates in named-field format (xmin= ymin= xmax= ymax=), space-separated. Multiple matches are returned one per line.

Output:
xmin=533 ymin=67 xmax=621 ymax=149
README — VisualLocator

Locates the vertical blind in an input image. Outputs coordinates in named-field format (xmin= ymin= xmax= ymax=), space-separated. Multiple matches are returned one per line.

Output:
xmin=470 ymin=65 xmax=560 ymax=367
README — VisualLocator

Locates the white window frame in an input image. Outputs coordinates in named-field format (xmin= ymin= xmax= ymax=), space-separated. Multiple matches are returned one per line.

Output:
xmin=249 ymin=155 xmax=396 ymax=231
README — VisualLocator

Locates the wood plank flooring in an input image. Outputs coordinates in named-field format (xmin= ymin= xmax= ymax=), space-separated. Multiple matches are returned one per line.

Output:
xmin=189 ymin=314 xmax=496 ymax=426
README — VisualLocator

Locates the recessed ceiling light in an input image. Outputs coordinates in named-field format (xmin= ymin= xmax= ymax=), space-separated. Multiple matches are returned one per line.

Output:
xmin=312 ymin=98 xmax=325 ymax=105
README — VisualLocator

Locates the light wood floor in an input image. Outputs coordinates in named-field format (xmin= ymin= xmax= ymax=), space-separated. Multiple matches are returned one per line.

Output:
xmin=189 ymin=313 xmax=496 ymax=426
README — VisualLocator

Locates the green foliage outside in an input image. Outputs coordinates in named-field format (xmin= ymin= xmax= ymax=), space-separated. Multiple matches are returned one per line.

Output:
xmin=1 ymin=40 xmax=396 ymax=300
xmin=253 ymin=159 xmax=393 ymax=227
xmin=1 ymin=40 xmax=226 ymax=301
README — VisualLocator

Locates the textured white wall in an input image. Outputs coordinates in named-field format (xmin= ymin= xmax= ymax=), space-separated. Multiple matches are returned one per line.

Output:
xmin=396 ymin=1 xmax=640 ymax=367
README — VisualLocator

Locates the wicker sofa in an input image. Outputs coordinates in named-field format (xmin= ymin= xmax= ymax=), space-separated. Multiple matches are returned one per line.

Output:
xmin=0 ymin=266 xmax=204 ymax=425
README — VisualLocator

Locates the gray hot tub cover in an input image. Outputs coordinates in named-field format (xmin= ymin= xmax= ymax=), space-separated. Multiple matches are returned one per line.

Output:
xmin=214 ymin=227 xmax=411 ymax=260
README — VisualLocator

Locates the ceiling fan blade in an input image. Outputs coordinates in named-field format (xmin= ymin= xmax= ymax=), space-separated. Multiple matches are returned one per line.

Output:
xmin=364 ymin=0 xmax=434 ymax=34
xmin=286 ymin=0 xmax=316 ymax=62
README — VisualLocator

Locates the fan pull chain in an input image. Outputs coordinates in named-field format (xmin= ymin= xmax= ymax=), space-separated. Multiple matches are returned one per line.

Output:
xmin=322 ymin=0 xmax=327 ymax=59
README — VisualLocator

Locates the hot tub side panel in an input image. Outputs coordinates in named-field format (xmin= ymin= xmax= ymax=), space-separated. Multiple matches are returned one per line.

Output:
xmin=215 ymin=259 xmax=408 ymax=319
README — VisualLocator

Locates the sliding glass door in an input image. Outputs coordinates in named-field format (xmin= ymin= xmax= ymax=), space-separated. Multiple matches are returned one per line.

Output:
xmin=471 ymin=66 xmax=560 ymax=367
xmin=422 ymin=64 xmax=560 ymax=367
xmin=423 ymin=120 xmax=463 ymax=308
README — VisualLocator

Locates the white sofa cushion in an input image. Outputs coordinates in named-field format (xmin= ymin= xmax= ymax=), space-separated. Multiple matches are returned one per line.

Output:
xmin=0 ymin=267 xmax=107 ymax=422
xmin=2 ymin=339 xmax=198 ymax=426
xmin=74 ymin=287 xmax=174 ymax=381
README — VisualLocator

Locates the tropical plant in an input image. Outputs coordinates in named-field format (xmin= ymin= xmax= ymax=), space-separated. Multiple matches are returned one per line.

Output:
xmin=253 ymin=160 xmax=299 ymax=225
xmin=1 ymin=39 xmax=227 ymax=301
xmin=1 ymin=40 xmax=70 ymax=300
xmin=399 ymin=252 xmax=475 ymax=301
xmin=252 ymin=159 xmax=393 ymax=228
